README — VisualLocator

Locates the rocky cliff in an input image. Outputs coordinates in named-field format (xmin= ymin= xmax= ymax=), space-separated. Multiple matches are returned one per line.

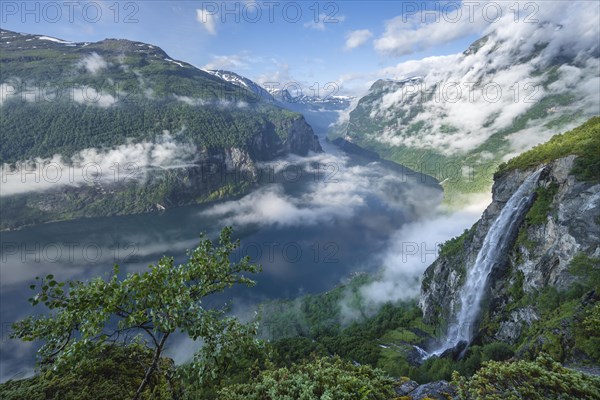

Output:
xmin=420 ymin=117 xmax=600 ymax=362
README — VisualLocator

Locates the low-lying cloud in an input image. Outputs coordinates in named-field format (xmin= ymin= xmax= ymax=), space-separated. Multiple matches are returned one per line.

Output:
xmin=78 ymin=52 xmax=109 ymax=75
xmin=342 ymin=194 xmax=491 ymax=321
xmin=0 ymin=132 xmax=198 ymax=197
xmin=200 ymin=152 xmax=443 ymax=228
xmin=368 ymin=1 xmax=599 ymax=157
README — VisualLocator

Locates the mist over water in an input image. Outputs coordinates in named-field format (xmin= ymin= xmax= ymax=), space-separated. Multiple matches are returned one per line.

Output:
xmin=0 ymin=126 xmax=447 ymax=380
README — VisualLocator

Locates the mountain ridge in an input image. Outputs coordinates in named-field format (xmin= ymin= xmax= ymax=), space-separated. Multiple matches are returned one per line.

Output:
xmin=0 ymin=29 xmax=322 ymax=230
xmin=330 ymin=22 xmax=599 ymax=205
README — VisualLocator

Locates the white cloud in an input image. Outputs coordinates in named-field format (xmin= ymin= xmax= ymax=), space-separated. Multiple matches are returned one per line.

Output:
xmin=174 ymin=95 xmax=207 ymax=106
xmin=354 ymin=194 xmax=491 ymax=313
xmin=254 ymin=62 xmax=295 ymax=88
xmin=78 ymin=52 xmax=108 ymax=75
xmin=200 ymin=152 xmax=442 ymax=228
xmin=374 ymin=3 xmax=488 ymax=56
xmin=0 ymin=133 xmax=198 ymax=197
xmin=304 ymin=14 xmax=346 ymax=30
xmin=196 ymin=8 xmax=218 ymax=35
xmin=73 ymin=86 xmax=116 ymax=108
xmin=345 ymin=29 xmax=373 ymax=50
xmin=364 ymin=1 xmax=599 ymax=157
xmin=202 ymin=54 xmax=249 ymax=71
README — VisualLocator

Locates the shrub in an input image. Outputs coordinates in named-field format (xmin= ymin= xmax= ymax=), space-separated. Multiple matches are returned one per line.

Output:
xmin=218 ymin=356 xmax=396 ymax=400
xmin=481 ymin=342 xmax=514 ymax=362
xmin=496 ymin=116 xmax=600 ymax=183
xmin=0 ymin=344 xmax=176 ymax=400
xmin=453 ymin=354 xmax=600 ymax=399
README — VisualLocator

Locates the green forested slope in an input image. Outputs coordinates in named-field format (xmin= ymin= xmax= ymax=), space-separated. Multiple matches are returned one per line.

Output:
xmin=0 ymin=29 xmax=303 ymax=163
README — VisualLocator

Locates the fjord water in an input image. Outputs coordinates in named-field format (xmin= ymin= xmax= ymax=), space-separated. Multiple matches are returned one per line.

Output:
xmin=0 ymin=141 xmax=442 ymax=380
xmin=429 ymin=169 xmax=543 ymax=357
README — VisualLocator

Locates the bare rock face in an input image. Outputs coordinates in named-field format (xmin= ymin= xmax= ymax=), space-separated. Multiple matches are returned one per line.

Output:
xmin=247 ymin=115 xmax=322 ymax=160
xmin=420 ymin=155 xmax=600 ymax=343
xmin=281 ymin=116 xmax=323 ymax=156
xmin=495 ymin=306 xmax=540 ymax=343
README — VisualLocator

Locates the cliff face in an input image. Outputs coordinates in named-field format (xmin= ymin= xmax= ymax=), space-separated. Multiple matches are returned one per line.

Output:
xmin=420 ymin=156 xmax=600 ymax=345
xmin=249 ymin=115 xmax=322 ymax=160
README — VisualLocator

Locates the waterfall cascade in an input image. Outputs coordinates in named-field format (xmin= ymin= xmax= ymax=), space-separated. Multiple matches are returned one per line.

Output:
xmin=427 ymin=169 xmax=544 ymax=357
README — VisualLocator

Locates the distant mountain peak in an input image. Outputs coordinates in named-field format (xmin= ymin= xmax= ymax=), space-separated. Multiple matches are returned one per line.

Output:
xmin=206 ymin=69 xmax=356 ymax=109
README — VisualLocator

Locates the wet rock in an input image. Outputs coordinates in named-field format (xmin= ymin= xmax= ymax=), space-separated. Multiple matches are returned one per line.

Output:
xmin=420 ymin=156 xmax=600 ymax=345
xmin=439 ymin=341 xmax=468 ymax=361
xmin=405 ymin=380 xmax=458 ymax=400
xmin=394 ymin=379 xmax=419 ymax=396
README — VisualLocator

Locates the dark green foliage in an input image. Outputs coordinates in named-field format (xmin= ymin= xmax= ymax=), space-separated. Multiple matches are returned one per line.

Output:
xmin=508 ymin=270 xmax=525 ymax=302
xmin=481 ymin=342 xmax=515 ymax=362
xmin=218 ymin=356 xmax=396 ymax=400
xmin=513 ymin=182 xmax=559 ymax=254
xmin=0 ymin=169 xmax=252 ymax=230
xmin=9 ymin=227 xmax=260 ymax=399
xmin=258 ymin=282 xmax=523 ymax=383
xmin=411 ymin=342 xmax=515 ymax=383
xmin=497 ymin=116 xmax=600 ymax=182
xmin=508 ymin=254 xmax=600 ymax=363
xmin=453 ymin=354 xmax=600 ymax=399
xmin=0 ymin=344 xmax=176 ymax=400
xmin=429 ymin=224 xmax=477 ymax=292
xmin=578 ymin=303 xmax=600 ymax=361
xmin=0 ymin=31 xmax=313 ymax=229
xmin=0 ymin=100 xmax=301 ymax=163
xmin=569 ymin=253 xmax=600 ymax=293
xmin=438 ymin=228 xmax=471 ymax=258
xmin=524 ymin=183 xmax=559 ymax=226
xmin=263 ymin=296 xmax=426 ymax=372
xmin=538 ymin=287 xmax=562 ymax=315
xmin=258 ymin=273 xmax=372 ymax=341
xmin=0 ymin=30 xmax=304 ymax=164
xmin=271 ymin=337 xmax=329 ymax=367
xmin=177 ymin=321 xmax=266 ymax=400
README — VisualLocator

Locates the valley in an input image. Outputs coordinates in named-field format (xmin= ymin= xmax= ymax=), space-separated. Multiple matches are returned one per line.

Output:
xmin=1 ymin=2 xmax=599 ymax=399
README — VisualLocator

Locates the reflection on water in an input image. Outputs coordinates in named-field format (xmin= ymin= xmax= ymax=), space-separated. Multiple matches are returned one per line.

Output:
xmin=0 ymin=142 xmax=442 ymax=381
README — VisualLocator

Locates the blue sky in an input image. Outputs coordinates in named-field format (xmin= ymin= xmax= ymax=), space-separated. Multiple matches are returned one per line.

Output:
xmin=2 ymin=1 xmax=485 ymax=95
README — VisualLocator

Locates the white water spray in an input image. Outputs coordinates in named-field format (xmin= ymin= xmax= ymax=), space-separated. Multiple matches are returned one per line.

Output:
xmin=429 ymin=169 xmax=544 ymax=357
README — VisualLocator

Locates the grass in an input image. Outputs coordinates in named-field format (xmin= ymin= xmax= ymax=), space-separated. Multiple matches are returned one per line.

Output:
xmin=496 ymin=116 xmax=600 ymax=182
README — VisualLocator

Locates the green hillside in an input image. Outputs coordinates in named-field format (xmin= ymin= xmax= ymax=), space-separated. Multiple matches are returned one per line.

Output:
xmin=496 ymin=116 xmax=600 ymax=182
xmin=0 ymin=29 xmax=303 ymax=163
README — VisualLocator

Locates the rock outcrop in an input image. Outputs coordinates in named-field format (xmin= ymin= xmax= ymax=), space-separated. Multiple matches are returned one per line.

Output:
xmin=394 ymin=379 xmax=458 ymax=399
xmin=420 ymin=155 xmax=600 ymax=345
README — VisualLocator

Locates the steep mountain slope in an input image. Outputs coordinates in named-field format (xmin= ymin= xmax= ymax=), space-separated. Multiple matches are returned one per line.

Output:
xmin=267 ymin=87 xmax=355 ymax=135
xmin=331 ymin=17 xmax=599 ymax=204
xmin=0 ymin=30 xmax=322 ymax=229
xmin=421 ymin=117 xmax=600 ymax=364
xmin=204 ymin=69 xmax=354 ymax=134
xmin=206 ymin=69 xmax=275 ymax=102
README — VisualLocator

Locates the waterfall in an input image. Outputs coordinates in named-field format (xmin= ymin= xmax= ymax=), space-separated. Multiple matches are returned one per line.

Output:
xmin=429 ymin=169 xmax=544 ymax=357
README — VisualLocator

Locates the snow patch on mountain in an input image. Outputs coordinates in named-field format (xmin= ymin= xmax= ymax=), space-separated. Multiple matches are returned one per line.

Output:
xmin=38 ymin=36 xmax=74 ymax=44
